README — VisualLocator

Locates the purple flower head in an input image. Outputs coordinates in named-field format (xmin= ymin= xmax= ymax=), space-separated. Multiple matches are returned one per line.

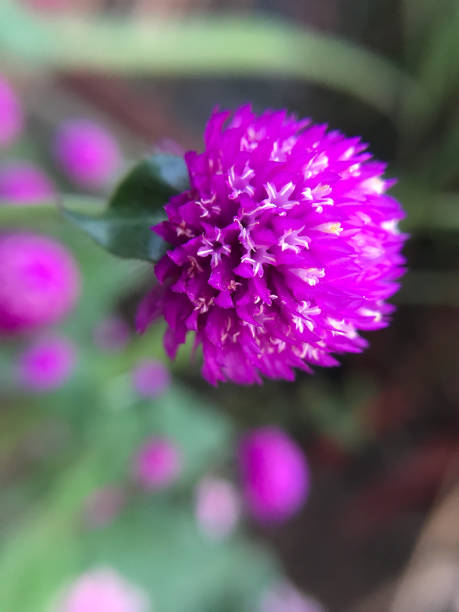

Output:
xmin=239 ymin=426 xmax=309 ymax=523
xmin=137 ymin=105 xmax=407 ymax=385
xmin=84 ymin=486 xmax=126 ymax=528
xmin=17 ymin=335 xmax=76 ymax=391
xmin=0 ymin=232 xmax=80 ymax=335
xmin=93 ymin=316 xmax=130 ymax=351
xmin=195 ymin=476 xmax=240 ymax=540
xmin=0 ymin=76 xmax=23 ymax=148
xmin=0 ymin=161 xmax=55 ymax=204
xmin=132 ymin=436 xmax=181 ymax=490
xmin=55 ymin=567 xmax=149 ymax=612
xmin=260 ymin=582 xmax=325 ymax=612
xmin=54 ymin=118 xmax=121 ymax=189
xmin=132 ymin=359 xmax=171 ymax=398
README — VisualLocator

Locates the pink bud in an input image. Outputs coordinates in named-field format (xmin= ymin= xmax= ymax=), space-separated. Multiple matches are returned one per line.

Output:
xmin=93 ymin=316 xmax=130 ymax=351
xmin=195 ymin=477 xmax=240 ymax=540
xmin=131 ymin=360 xmax=170 ymax=398
xmin=56 ymin=567 xmax=150 ymax=612
xmin=239 ymin=427 xmax=309 ymax=523
xmin=0 ymin=161 xmax=55 ymax=204
xmin=0 ymin=76 xmax=23 ymax=148
xmin=84 ymin=486 xmax=126 ymax=527
xmin=17 ymin=335 xmax=76 ymax=391
xmin=132 ymin=437 xmax=181 ymax=491
xmin=0 ymin=233 xmax=80 ymax=335
xmin=54 ymin=118 xmax=121 ymax=189
xmin=260 ymin=582 xmax=325 ymax=612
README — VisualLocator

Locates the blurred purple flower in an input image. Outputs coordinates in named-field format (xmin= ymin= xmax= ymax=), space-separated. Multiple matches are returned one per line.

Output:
xmin=132 ymin=437 xmax=181 ymax=491
xmin=84 ymin=486 xmax=126 ymax=528
xmin=55 ymin=567 xmax=150 ymax=612
xmin=93 ymin=316 xmax=130 ymax=351
xmin=0 ymin=232 xmax=80 ymax=335
xmin=137 ymin=105 xmax=407 ymax=385
xmin=53 ymin=118 xmax=121 ymax=189
xmin=0 ymin=161 xmax=55 ymax=204
xmin=239 ymin=427 xmax=309 ymax=523
xmin=195 ymin=476 xmax=240 ymax=540
xmin=260 ymin=582 xmax=325 ymax=612
xmin=131 ymin=360 xmax=171 ymax=398
xmin=17 ymin=335 xmax=76 ymax=391
xmin=0 ymin=75 xmax=23 ymax=148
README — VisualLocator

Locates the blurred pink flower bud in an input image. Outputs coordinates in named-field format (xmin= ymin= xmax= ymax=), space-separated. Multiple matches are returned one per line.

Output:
xmin=17 ymin=335 xmax=76 ymax=391
xmin=260 ymin=582 xmax=325 ymax=612
xmin=0 ymin=75 xmax=23 ymax=148
xmin=53 ymin=118 xmax=121 ymax=189
xmin=195 ymin=477 xmax=240 ymax=540
xmin=239 ymin=427 xmax=310 ymax=523
xmin=93 ymin=316 xmax=130 ymax=351
xmin=84 ymin=486 xmax=126 ymax=527
xmin=132 ymin=437 xmax=181 ymax=491
xmin=131 ymin=360 xmax=170 ymax=398
xmin=56 ymin=567 xmax=150 ymax=612
xmin=0 ymin=161 xmax=55 ymax=204
xmin=0 ymin=233 xmax=80 ymax=335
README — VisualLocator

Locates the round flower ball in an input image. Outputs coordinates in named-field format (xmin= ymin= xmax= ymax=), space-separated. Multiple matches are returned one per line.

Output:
xmin=131 ymin=360 xmax=171 ymax=398
xmin=132 ymin=437 xmax=181 ymax=491
xmin=195 ymin=477 xmax=240 ymax=540
xmin=0 ymin=161 xmax=55 ymax=204
xmin=137 ymin=105 xmax=407 ymax=385
xmin=260 ymin=581 xmax=325 ymax=612
xmin=0 ymin=75 xmax=23 ymax=148
xmin=17 ymin=335 xmax=76 ymax=391
xmin=239 ymin=427 xmax=309 ymax=523
xmin=53 ymin=118 xmax=121 ymax=189
xmin=0 ymin=233 xmax=80 ymax=335
xmin=55 ymin=567 xmax=149 ymax=612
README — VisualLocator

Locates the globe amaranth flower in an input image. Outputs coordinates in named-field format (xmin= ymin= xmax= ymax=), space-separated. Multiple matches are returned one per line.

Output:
xmin=54 ymin=567 xmax=150 ymax=612
xmin=137 ymin=105 xmax=407 ymax=385
xmin=131 ymin=359 xmax=171 ymax=398
xmin=53 ymin=118 xmax=121 ymax=189
xmin=0 ymin=232 xmax=80 ymax=334
xmin=0 ymin=161 xmax=55 ymax=204
xmin=239 ymin=426 xmax=309 ymax=523
xmin=195 ymin=476 xmax=240 ymax=540
xmin=132 ymin=437 xmax=181 ymax=491
xmin=17 ymin=335 xmax=76 ymax=391
xmin=0 ymin=75 xmax=23 ymax=148
xmin=260 ymin=581 xmax=325 ymax=612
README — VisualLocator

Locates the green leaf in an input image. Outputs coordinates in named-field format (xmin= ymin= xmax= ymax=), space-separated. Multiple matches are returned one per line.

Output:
xmin=62 ymin=154 xmax=188 ymax=262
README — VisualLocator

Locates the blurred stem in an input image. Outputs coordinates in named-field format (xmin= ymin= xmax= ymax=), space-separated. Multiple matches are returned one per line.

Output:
xmin=0 ymin=1 xmax=425 ymax=118
xmin=0 ymin=195 xmax=104 ymax=223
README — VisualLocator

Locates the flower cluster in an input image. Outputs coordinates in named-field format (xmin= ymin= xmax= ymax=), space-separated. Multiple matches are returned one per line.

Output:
xmin=137 ymin=105 xmax=407 ymax=385
xmin=239 ymin=427 xmax=309 ymax=522
xmin=0 ymin=232 xmax=80 ymax=334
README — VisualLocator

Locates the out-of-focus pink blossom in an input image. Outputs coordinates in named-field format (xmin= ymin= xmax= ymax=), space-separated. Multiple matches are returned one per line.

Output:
xmin=55 ymin=567 xmax=150 ymax=612
xmin=239 ymin=427 xmax=309 ymax=523
xmin=17 ymin=335 xmax=76 ymax=391
xmin=260 ymin=582 xmax=325 ymax=612
xmin=0 ymin=75 xmax=23 ymax=148
xmin=84 ymin=486 xmax=126 ymax=527
xmin=131 ymin=360 xmax=170 ymax=398
xmin=0 ymin=161 xmax=55 ymax=204
xmin=0 ymin=233 xmax=80 ymax=335
xmin=53 ymin=118 xmax=121 ymax=189
xmin=195 ymin=477 xmax=240 ymax=540
xmin=132 ymin=437 xmax=181 ymax=491
xmin=93 ymin=316 xmax=130 ymax=351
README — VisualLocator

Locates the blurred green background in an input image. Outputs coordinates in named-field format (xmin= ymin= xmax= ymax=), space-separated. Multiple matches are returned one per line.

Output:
xmin=1 ymin=1 xmax=459 ymax=611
